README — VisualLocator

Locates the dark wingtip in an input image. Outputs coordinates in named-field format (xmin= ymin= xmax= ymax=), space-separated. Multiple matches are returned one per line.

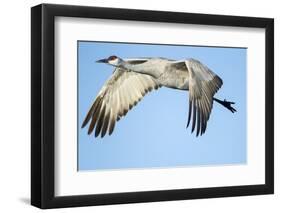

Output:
xmin=87 ymin=128 xmax=93 ymax=135
xmin=191 ymin=102 xmax=196 ymax=133
xmin=186 ymin=101 xmax=192 ymax=128
xmin=81 ymin=120 xmax=87 ymax=129
xmin=95 ymin=131 xmax=100 ymax=138
xmin=81 ymin=115 xmax=91 ymax=129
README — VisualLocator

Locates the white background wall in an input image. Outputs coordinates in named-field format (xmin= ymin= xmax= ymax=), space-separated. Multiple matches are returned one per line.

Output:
xmin=0 ymin=0 xmax=279 ymax=212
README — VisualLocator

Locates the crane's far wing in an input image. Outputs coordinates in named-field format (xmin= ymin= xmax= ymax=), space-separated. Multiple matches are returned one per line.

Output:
xmin=82 ymin=67 xmax=160 ymax=138
xmin=185 ymin=59 xmax=223 ymax=136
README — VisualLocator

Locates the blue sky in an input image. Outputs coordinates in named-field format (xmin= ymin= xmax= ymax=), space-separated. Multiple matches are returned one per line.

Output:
xmin=78 ymin=41 xmax=247 ymax=171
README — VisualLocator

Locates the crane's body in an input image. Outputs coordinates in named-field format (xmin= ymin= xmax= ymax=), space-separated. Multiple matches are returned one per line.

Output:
xmin=82 ymin=55 xmax=236 ymax=138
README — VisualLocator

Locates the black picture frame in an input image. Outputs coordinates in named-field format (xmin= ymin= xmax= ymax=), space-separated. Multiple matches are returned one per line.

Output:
xmin=31 ymin=3 xmax=274 ymax=209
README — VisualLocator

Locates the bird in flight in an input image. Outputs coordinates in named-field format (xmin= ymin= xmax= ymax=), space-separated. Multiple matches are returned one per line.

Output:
xmin=82 ymin=55 xmax=236 ymax=138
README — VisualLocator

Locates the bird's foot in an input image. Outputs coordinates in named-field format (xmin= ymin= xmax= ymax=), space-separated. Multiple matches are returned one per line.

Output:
xmin=221 ymin=99 xmax=236 ymax=113
xmin=213 ymin=97 xmax=237 ymax=113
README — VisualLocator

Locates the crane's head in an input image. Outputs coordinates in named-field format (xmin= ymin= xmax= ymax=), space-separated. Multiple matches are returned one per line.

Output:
xmin=96 ymin=55 xmax=122 ymax=67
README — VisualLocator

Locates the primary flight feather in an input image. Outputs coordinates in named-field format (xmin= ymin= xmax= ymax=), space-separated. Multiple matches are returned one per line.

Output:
xmin=82 ymin=55 xmax=236 ymax=138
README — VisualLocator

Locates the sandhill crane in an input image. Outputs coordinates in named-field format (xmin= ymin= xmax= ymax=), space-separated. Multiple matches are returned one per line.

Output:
xmin=82 ymin=55 xmax=236 ymax=138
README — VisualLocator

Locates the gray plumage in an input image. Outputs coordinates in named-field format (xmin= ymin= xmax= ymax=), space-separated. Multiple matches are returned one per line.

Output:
xmin=82 ymin=55 xmax=234 ymax=138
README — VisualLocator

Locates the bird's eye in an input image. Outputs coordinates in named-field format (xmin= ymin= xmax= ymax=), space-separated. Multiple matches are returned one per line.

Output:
xmin=108 ymin=55 xmax=117 ymax=60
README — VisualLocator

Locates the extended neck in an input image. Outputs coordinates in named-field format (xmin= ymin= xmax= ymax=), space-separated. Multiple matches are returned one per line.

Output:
xmin=119 ymin=61 xmax=134 ymax=71
xmin=119 ymin=61 xmax=152 ymax=76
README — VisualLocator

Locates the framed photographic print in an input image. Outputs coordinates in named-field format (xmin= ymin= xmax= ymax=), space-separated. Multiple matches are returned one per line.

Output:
xmin=31 ymin=3 xmax=274 ymax=209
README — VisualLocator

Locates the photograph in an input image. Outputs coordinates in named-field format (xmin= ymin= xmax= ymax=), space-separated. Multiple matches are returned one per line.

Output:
xmin=78 ymin=41 xmax=247 ymax=171
xmin=30 ymin=3 xmax=273 ymax=209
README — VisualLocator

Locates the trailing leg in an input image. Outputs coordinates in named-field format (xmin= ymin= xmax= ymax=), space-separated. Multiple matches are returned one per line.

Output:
xmin=213 ymin=97 xmax=236 ymax=113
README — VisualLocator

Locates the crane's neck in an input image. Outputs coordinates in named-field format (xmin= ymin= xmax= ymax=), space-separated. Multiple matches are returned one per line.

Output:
xmin=119 ymin=61 xmax=154 ymax=76
xmin=120 ymin=62 xmax=135 ymax=71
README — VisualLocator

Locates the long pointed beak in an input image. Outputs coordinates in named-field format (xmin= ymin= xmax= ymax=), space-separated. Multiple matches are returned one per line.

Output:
xmin=96 ymin=58 xmax=108 ymax=63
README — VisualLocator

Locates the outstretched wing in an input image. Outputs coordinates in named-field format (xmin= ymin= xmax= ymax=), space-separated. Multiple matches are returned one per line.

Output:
xmin=82 ymin=67 xmax=160 ymax=138
xmin=185 ymin=59 xmax=223 ymax=136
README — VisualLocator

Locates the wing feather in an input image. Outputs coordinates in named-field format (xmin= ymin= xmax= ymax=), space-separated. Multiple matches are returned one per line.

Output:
xmin=82 ymin=67 xmax=159 ymax=138
xmin=185 ymin=59 xmax=223 ymax=136
xmin=95 ymin=103 xmax=106 ymax=137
